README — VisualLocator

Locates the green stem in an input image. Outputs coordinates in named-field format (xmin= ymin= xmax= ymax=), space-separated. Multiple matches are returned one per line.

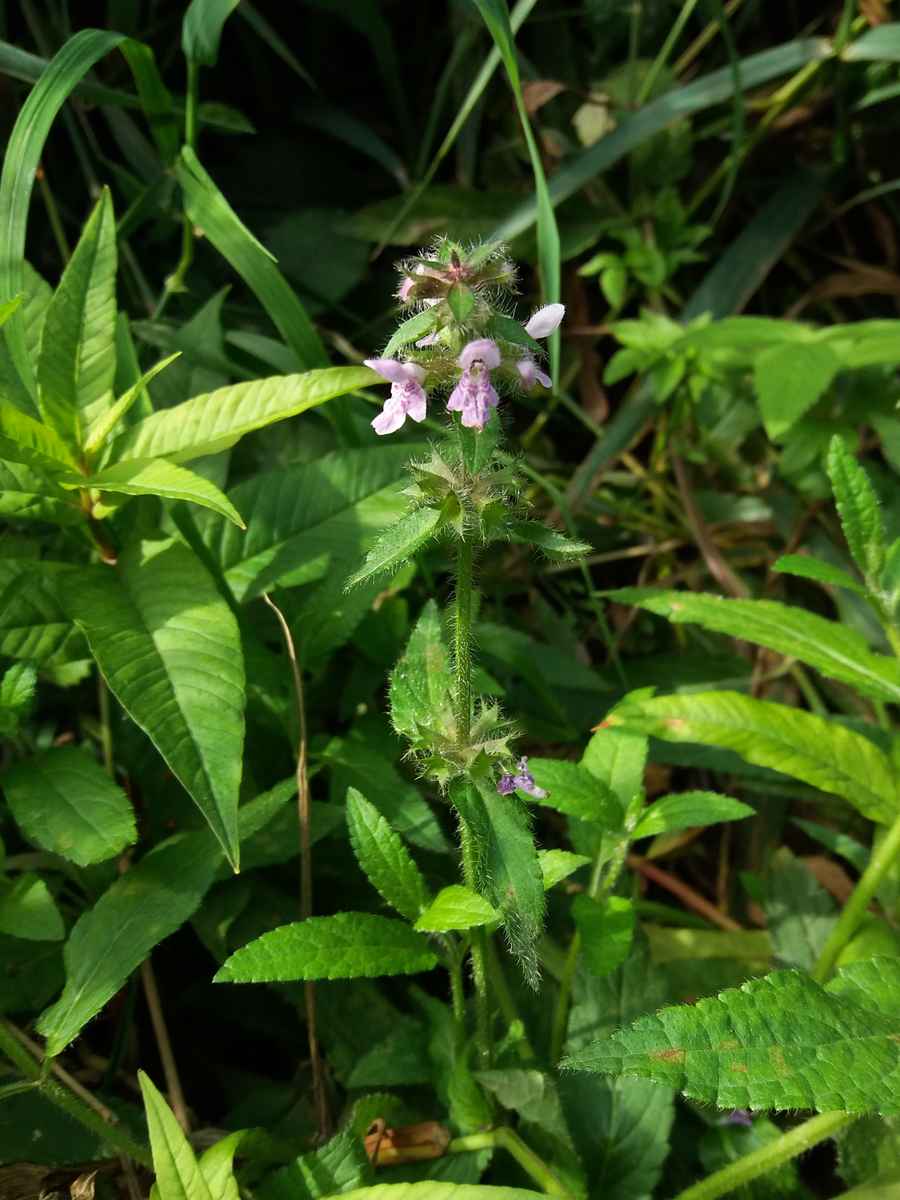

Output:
xmin=672 ymin=1111 xmax=855 ymax=1200
xmin=459 ymin=817 xmax=492 ymax=1066
xmin=454 ymin=538 xmax=474 ymax=743
xmin=155 ymin=59 xmax=200 ymax=317
xmin=637 ymin=0 xmax=701 ymax=105
xmin=448 ymin=1128 xmax=574 ymax=1198
xmin=0 ymin=1021 xmax=151 ymax=1167
xmin=448 ymin=946 xmax=466 ymax=1032
xmin=485 ymin=937 xmax=534 ymax=1061
xmin=812 ymin=809 xmax=900 ymax=983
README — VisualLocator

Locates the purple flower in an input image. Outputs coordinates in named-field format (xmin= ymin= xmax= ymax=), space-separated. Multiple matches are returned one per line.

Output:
xmin=447 ymin=338 xmax=501 ymax=431
xmin=497 ymin=756 xmax=547 ymax=800
xmin=516 ymin=357 xmax=552 ymax=390
xmin=524 ymin=303 xmax=565 ymax=339
xmin=723 ymin=1110 xmax=753 ymax=1128
xmin=365 ymin=358 xmax=427 ymax=435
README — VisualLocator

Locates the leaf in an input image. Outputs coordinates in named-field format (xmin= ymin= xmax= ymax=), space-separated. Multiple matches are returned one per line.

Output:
xmin=0 ymin=401 xmax=78 ymax=472
xmin=73 ymin=458 xmax=245 ymax=527
xmin=83 ymin=352 xmax=180 ymax=455
xmin=0 ymin=874 xmax=64 ymax=941
xmin=182 ymin=0 xmax=239 ymax=65
xmin=37 ymin=831 xmax=221 ymax=1056
xmin=65 ymin=540 xmax=245 ymax=867
xmin=525 ymin=759 xmax=620 ymax=825
xmin=346 ymin=787 xmax=430 ymax=922
xmin=338 ymin=1185 xmax=546 ymax=1200
xmin=506 ymin=521 xmax=590 ymax=559
xmin=198 ymin=1132 xmax=244 ymax=1200
xmin=565 ymin=957 xmax=900 ymax=1115
xmin=347 ymin=506 xmax=446 ymax=588
xmin=773 ymin=553 xmax=865 ymax=596
xmin=572 ymin=895 xmax=635 ymax=978
xmin=109 ymin=366 xmax=374 ymax=465
xmin=258 ymin=1127 xmax=371 ymax=1200
xmin=754 ymin=340 xmax=839 ymax=440
xmin=827 ymin=435 xmax=887 ymax=581
xmin=632 ymin=791 xmax=754 ymax=840
xmin=0 ymin=459 xmax=81 ymax=524
xmin=581 ymin=721 xmax=648 ymax=809
xmin=538 ymin=849 xmax=590 ymax=890
xmin=175 ymin=148 xmax=325 ymax=368
xmin=384 ymin=307 xmax=440 ymax=357
xmin=215 ymin=912 xmax=438 ymax=983
xmin=0 ymin=564 xmax=82 ymax=664
xmin=0 ymin=661 xmax=36 ymax=733
xmin=611 ymin=691 xmax=897 ymax=824
xmin=765 ymin=848 xmax=837 ymax=973
xmin=609 ymin=588 xmax=900 ymax=704
xmin=389 ymin=600 xmax=455 ymax=743
xmin=415 ymin=885 xmax=500 ymax=932
xmin=139 ymin=1071 xmax=213 ymax=1200
xmin=3 ymin=746 xmax=136 ymax=866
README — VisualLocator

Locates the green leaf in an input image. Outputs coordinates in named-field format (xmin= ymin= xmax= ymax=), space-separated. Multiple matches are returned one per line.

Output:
xmin=3 ymin=746 xmax=136 ymax=866
xmin=572 ymin=895 xmax=635 ymax=978
xmin=65 ymin=539 xmax=245 ymax=867
xmin=214 ymin=912 xmax=438 ymax=983
xmin=0 ymin=562 xmax=82 ymax=665
xmin=37 ymin=830 xmax=221 ymax=1056
xmin=791 ymin=818 xmax=868 ymax=874
xmin=83 ymin=352 xmax=180 ymax=455
xmin=383 ymin=307 xmax=440 ymax=357
xmin=773 ymin=553 xmax=865 ymax=596
xmin=37 ymin=188 xmax=117 ymax=445
xmin=765 ymin=848 xmax=836 ymax=973
xmin=632 ymin=791 xmax=754 ymax=840
xmin=415 ymin=885 xmax=500 ymax=932
xmin=610 ymin=587 xmax=900 ymax=704
xmin=346 ymin=506 xmax=446 ymax=588
xmin=109 ymin=366 xmax=374 ymax=465
xmin=581 ymin=720 xmax=648 ymax=809
xmin=447 ymin=283 xmax=475 ymax=322
xmin=338 ymin=1186 xmax=546 ymax=1200
xmin=346 ymin=787 xmax=430 ymax=922
xmin=0 ymin=661 xmax=36 ymax=732
xmin=139 ymin=1070 xmax=214 ymax=1200
xmin=175 ymin=148 xmax=325 ymax=368
xmin=0 ymin=401 xmax=77 ymax=472
xmin=258 ymin=1127 xmax=371 ymax=1200
xmin=565 ymin=957 xmax=900 ymax=1115
xmin=389 ymin=599 xmax=455 ymax=743
xmin=538 ymin=849 xmax=590 ymax=890
xmin=507 ymin=521 xmax=590 ymax=559
xmin=827 ymin=435 xmax=887 ymax=581
xmin=525 ymin=759 xmax=620 ymax=825
xmin=198 ymin=1132 xmax=244 ymax=1200
xmin=754 ymin=340 xmax=839 ymax=440
xmin=0 ymin=293 xmax=23 ymax=326
xmin=182 ymin=0 xmax=239 ymax=65
xmin=611 ymin=690 xmax=897 ymax=824
xmin=0 ymin=874 xmax=64 ymax=941
xmin=0 ymin=459 xmax=81 ymax=524
xmin=73 ymin=458 xmax=245 ymax=527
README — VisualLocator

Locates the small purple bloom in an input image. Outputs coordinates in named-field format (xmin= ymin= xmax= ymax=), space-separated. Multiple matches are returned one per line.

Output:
xmin=524 ymin=303 xmax=565 ymax=340
xmin=516 ymin=357 xmax=552 ymax=390
xmin=496 ymin=756 xmax=548 ymax=800
xmin=365 ymin=358 xmax=427 ymax=435
xmin=447 ymin=339 xmax=501 ymax=431
xmin=724 ymin=1110 xmax=753 ymax=1128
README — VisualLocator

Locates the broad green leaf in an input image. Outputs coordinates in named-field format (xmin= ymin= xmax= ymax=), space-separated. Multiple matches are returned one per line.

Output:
xmin=414 ymin=885 xmax=500 ymax=932
xmin=83 ymin=352 xmax=180 ymax=455
xmin=565 ymin=957 xmax=900 ymax=1115
xmin=538 ymin=849 xmax=590 ymax=890
xmin=175 ymin=148 xmax=325 ymax=368
xmin=754 ymin=340 xmax=839 ymax=440
xmin=3 ymin=746 xmax=136 ymax=866
xmin=0 ymin=564 xmax=82 ymax=664
xmin=198 ymin=1131 xmax=244 ymax=1200
xmin=346 ymin=787 xmax=430 ymax=922
xmin=0 ymin=401 xmax=77 ymax=472
xmin=72 ymin=458 xmax=245 ymax=527
xmin=581 ymin=720 xmax=648 ymax=809
xmin=0 ymin=874 xmax=64 ymax=940
xmin=140 ymin=1070 xmax=214 ymax=1200
xmin=828 ymin=435 xmax=887 ymax=581
xmin=109 ymin=366 xmax=374 ymax=465
xmin=389 ymin=599 xmax=455 ymax=743
xmin=215 ymin=913 xmax=437 ymax=983
xmin=525 ymin=758 xmax=621 ymax=825
xmin=182 ymin=0 xmax=239 ymax=65
xmin=773 ymin=553 xmax=865 ymax=596
xmin=65 ymin=540 xmax=245 ymax=866
xmin=632 ymin=791 xmax=754 ymax=840
xmin=339 ymin=1185 xmax=546 ymax=1200
xmin=610 ymin=691 xmax=897 ymax=824
xmin=572 ymin=895 xmax=635 ymax=978
xmin=37 ymin=188 xmax=117 ymax=445
xmin=259 ymin=1127 xmax=371 ymax=1200
xmin=37 ymin=831 xmax=221 ymax=1056
xmin=507 ymin=521 xmax=590 ymax=559
xmin=347 ymin=506 xmax=446 ymax=588
xmin=610 ymin=588 xmax=900 ymax=704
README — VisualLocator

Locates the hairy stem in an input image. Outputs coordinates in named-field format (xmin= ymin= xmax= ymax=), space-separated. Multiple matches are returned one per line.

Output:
xmin=812 ymin=808 xmax=900 ymax=983
xmin=672 ymin=1111 xmax=856 ymax=1200
xmin=459 ymin=817 xmax=492 ymax=1066
xmin=453 ymin=538 xmax=474 ymax=743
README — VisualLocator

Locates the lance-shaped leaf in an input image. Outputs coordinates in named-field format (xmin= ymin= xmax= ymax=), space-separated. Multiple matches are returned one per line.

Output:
xmin=632 ymin=791 xmax=754 ymax=840
xmin=65 ymin=539 xmax=245 ymax=866
xmin=389 ymin=600 xmax=455 ymax=742
xmin=182 ymin=0 xmax=239 ymax=66
xmin=507 ymin=520 xmax=590 ymax=559
xmin=827 ymin=435 xmax=887 ymax=581
xmin=773 ymin=553 xmax=865 ymax=596
xmin=383 ymin=307 xmax=440 ymax=357
xmin=37 ymin=188 xmax=117 ymax=445
xmin=0 ymin=401 xmax=77 ymax=473
xmin=215 ymin=912 xmax=438 ymax=983
xmin=69 ymin=458 xmax=245 ymax=527
xmin=83 ymin=352 xmax=180 ymax=455
xmin=346 ymin=788 xmax=430 ymax=922
xmin=347 ymin=505 xmax=446 ymax=588
xmin=415 ymin=885 xmax=500 ymax=932
xmin=565 ymin=957 xmax=900 ymax=1115
xmin=0 ymin=564 xmax=82 ymax=664
xmin=108 ymin=366 xmax=377 ymax=465
xmin=0 ymin=460 xmax=81 ymax=524
xmin=139 ymin=1070 xmax=214 ymax=1200
xmin=341 ymin=1188 xmax=546 ymax=1200
xmin=610 ymin=691 xmax=897 ymax=825
xmin=610 ymin=587 xmax=900 ymax=704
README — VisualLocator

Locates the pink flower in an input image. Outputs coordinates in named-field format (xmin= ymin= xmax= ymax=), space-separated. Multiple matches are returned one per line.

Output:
xmin=516 ymin=357 xmax=552 ymax=390
xmin=524 ymin=303 xmax=565 ymax=339
xmin=447 ymin=339 xmax=501 ymax=431
xmin=365 ymin=358 xmax=427 ymax=435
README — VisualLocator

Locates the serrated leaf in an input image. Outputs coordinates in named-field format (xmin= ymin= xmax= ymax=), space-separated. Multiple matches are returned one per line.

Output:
xmin=140 ymin=1070 xmax=213 ymax=1200
xmin=346 ymin=788 xmax=430 ymax=921
xmin=507 ymin=521 xmax=590 ymax=559
xmin=83 ymin=352 xmax=180 ymax=455
xmin=612 ymin=690 xmax=896 ymax=824
xmin=109 ymin=366 xmax=376 ymax=465
xmin=37 ymin=188 xmax=117 ymax=446
xmin=415 ymin=885 xmax=500 ymax=932
xmin=347 ymin=506 xmax=446 ymax=588
xmin=538 ymin=849 xmax=590 ymax=890
xmin=215 ymin=912 xmax=438 ymax=983
xmin=71 ymin=458 xmax=245 ymax=527
xmin=827 ymin=435 xmax=887 ymax=581
xmin=65 ymin=540 xmax=245 ymax=866
xmin=389 ymin=600 xmax=454 ymax=742
xmin=632 ymin=791 xmax=754 ymax=840
xmin=384 ymin=308 xmax=440 ymax=357
xmin=610 ymin=587 xmax=900 ymax=704
xmin=0 ymin=874 xmax=64 ymax=941
xmin=565 ymin=957 xmax=900 ymax=1115
xmin=754 ymin=340 xmax=838 ymax=440
xmin=572 ymin=895 xmax=635 ymax=978
xmin=37 ymin=831 xmax=221 ymax=1056
xmin=258 ymin=1127 xmax=371 ymax=1200
xmin=3 ymin=746 xmax=136 ymax=865
xmin=526 ymin=759 xmax=621 ymax=825
xmin=773 ymin=553 xmax=865 ymax=596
